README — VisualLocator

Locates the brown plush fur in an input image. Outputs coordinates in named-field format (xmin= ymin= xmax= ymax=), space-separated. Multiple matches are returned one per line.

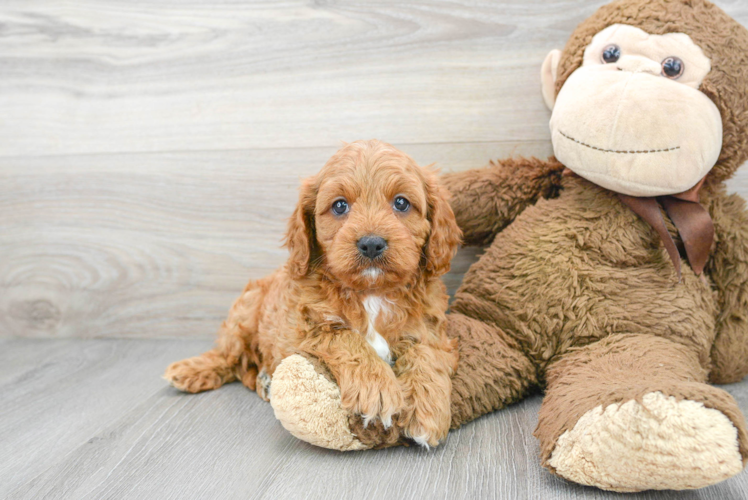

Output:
xmin=165 ymin=140 xmax=461 ymax=446
xmin=336 ymin=0 xmax=748 ymax=483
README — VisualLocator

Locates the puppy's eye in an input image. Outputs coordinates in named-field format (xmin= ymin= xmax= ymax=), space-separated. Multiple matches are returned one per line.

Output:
xmin=601 ymin=44 xmax=621 ymax=63
xmin=331 ymin=199 xmax=349 ymax=216
xmin=661 ymin=56 xmax=684 ymax=79
xmin=393 ymin=196 xmax=410 ymax=213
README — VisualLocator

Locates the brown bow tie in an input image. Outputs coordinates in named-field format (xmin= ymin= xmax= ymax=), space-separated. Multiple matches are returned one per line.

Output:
xmin=564 ymin=169 xmax=714 ymax=281
xmin=618 ymin=176 xmax=714 ymax=282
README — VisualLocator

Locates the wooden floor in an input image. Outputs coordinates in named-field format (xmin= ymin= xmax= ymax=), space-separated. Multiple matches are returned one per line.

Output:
xmin=2 ymin=338 xmax=748 ymax=500
xmin=3 ymin=1 xmax=748 ymax=498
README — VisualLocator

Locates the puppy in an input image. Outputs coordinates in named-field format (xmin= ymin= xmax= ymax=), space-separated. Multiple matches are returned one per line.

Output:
xmin=165 ymin=139 xmax=461 ymax=447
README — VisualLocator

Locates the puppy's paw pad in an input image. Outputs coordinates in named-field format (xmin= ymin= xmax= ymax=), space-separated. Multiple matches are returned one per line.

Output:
xmin=257 ymin=368 xmax=272 ymax=401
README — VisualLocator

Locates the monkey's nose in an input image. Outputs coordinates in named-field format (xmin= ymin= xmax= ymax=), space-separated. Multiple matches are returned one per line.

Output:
xmin=357 ymin=235 xmax=387 ymax=260
xmin=615 ymin=55 xmax=661 ymax=76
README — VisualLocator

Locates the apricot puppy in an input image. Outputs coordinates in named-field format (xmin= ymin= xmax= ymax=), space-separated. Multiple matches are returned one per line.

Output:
xmin=165 ymin=139 xmax=461 ymax=447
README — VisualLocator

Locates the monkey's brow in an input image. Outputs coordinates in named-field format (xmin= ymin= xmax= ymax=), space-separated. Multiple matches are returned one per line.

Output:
xmin=559 ymin=131 xmax=680 ymax=154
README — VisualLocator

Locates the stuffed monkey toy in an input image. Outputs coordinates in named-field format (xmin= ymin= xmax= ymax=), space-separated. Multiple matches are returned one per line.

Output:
xmin=268 ymin=0 xmax=748 ymax=492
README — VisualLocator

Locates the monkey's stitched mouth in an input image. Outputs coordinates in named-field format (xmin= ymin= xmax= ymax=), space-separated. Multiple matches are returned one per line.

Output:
xmin=559 ymin=131 xmax=680 ymax=154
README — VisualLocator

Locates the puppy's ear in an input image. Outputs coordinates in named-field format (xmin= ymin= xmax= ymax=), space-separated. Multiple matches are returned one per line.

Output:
xmin=284 ymin=176 xmax=319 ymax=279
xmin=423 ymin=172 xmax=462 ymax=277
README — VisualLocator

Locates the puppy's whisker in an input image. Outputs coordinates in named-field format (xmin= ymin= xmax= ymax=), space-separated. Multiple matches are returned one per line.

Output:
xmin=309 ymin=254 xmax=326 ymax=269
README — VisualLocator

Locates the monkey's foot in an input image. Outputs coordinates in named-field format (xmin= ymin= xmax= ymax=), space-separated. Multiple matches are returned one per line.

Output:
xmin=270 ymin=354 xmax=367 ymax=451
xmin=549 ymin=391 xmax=743 ymax=492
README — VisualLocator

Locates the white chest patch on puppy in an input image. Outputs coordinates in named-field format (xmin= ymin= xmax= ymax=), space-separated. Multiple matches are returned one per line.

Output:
xmin=362 ymin=295 xmax=392 ymax=365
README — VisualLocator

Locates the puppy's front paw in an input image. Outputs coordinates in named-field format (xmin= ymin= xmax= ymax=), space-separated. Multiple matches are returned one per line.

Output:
xmin=401 ymin=398 xmax=451 ymax=449
xmin=340 ymin=366 xmax=404 ymax=428
xmin=403 ymin=417 xmax=449 ymax=450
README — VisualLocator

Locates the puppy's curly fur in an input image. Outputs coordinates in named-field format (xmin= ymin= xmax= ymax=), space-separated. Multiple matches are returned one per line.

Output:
xmin=165 ymin=140 xmax=462 ymax=447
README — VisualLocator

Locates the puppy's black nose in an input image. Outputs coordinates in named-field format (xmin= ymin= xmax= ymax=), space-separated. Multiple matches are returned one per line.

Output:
xmin=357 ymin=235 xmax=387 ymax=259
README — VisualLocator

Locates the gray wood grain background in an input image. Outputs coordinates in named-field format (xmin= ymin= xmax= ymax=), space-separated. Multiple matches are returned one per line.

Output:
xmin=3 ymin=1 xmax=748 ymax=499
xmin=2 ymin=0 xmax=747 ymax=340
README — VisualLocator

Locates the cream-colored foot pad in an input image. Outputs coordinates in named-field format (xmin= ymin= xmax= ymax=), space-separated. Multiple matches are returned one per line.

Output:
xmin=549 ymin=391 xmax=742 ymax=492
xmin=270 ymin=354 xmax=366 ymax=451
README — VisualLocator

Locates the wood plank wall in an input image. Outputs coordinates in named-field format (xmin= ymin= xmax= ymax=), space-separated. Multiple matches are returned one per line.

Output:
xmin=2 ymin=0 xmax=747 ymax=338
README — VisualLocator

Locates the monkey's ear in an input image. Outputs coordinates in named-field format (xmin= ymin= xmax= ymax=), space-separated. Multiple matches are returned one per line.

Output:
xmin=541 ymin=49 xmax=562 ymax=110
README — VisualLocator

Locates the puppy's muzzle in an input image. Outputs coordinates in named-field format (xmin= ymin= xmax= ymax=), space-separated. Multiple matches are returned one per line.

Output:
xmin=357 ymin=235 xmax=387 ymax=260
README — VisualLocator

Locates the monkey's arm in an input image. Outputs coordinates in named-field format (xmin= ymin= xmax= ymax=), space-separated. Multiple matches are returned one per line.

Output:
xmin=705 ymin=190 xmax=748 ymax=384
xmin=441 ymin=157 xmax=565 ymax=246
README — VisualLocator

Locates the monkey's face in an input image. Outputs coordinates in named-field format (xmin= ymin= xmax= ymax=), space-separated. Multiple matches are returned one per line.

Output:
xmin=542 ymin=24 xmax=722 ymax=197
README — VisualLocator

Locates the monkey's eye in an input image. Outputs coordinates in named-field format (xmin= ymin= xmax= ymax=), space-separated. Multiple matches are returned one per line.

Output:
xmin=393 ymin=196 xmax=410 ymax=213
xmin=661 ymin=57 xmax=684 ymax=79
xmin=601 ymin=44 xmax=621 ymax=63
xmin=331 ymin=199 xmax=349 ymax=216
